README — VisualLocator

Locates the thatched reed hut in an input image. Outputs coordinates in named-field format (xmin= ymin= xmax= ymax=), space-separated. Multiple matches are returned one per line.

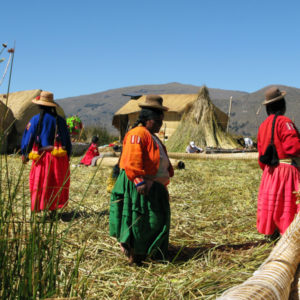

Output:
xmin=166 ymin=86 xmax=239 ymax=152
xmin=0 ymin=100 xmax=14 ymax=133
xmin=112 ymin=92 xmax=229 ymax=142
xmin=0 ymin=100 xmax=15 ymax=153
xmin=0 ymin=89 xmax=65 ymax=150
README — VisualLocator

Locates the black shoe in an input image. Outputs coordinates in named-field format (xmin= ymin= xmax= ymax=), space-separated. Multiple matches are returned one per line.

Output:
xmin=265 ymin=229 xmax=280 ymax=242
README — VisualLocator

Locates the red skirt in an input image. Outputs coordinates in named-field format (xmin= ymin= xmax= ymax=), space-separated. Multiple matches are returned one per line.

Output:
xmin=257 ymin=163 xmax=300 ymax=235
xmin=29 ymin=151 xmax=70 ymax=212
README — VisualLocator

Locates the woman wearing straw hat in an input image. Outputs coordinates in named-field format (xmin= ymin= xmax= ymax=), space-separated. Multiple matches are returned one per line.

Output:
xmin=21 ymin=91 xmax=72 ymax=214
xmin=257 ymin=87 xmax=300 ymax=238
xmin=109 ymin=95 xmax=174 ymax=264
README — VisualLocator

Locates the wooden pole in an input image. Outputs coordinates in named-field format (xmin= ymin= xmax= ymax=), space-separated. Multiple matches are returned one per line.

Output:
xmin=226 ymin=96 xmax=232 ymax=133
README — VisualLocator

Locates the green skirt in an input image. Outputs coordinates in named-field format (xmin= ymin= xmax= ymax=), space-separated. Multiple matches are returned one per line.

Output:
xmin=109 ymin=169 xmax=170 ymax=259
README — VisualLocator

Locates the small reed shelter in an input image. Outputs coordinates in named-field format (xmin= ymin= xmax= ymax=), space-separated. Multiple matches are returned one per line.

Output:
xmin=166 ymin=86 xmax=239 ymax=151
xmin=112 ymin=92 xmax=229 ymax=142
xmin=0 ymin=100 xmax=15 ymax=153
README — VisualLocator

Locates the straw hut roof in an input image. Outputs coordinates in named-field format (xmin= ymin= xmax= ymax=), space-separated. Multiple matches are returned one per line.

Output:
xmin=0 ymin=89 xmax=65 ymax=148
xmin=112 ymin=94 xmax=228 ymax=130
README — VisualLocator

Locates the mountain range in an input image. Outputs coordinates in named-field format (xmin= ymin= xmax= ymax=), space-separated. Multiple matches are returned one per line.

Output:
xmin=57 ymin=82 xmax=300 ymax=137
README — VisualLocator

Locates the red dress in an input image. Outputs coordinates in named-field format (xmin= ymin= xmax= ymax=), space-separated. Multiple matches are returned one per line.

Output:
xmin=80 ymin=143 xmax=99 ymax=166
xmin=30 ymin=152 xmax=70 ymax=211
xmin=257 ymin=115 xmax=300 ymax=234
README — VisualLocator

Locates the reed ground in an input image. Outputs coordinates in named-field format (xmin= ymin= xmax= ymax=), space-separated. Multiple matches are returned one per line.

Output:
xmin=4 ymin=155 xmax=274 ymax=299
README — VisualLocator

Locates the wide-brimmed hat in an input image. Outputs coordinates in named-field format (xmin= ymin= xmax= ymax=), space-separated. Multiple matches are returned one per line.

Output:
xmin=262 ymin=87 xmax=286 ymax=105
xmin=138 ymin=95 xmax=169 ymax=111
xmin=32 ymin=91 xmax=57 ymax=107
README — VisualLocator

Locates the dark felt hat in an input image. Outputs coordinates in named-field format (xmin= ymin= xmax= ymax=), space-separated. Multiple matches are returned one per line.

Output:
xmin=262 ymin=87 xmax=286 ymax=105
xmin=138 ymin=95 xmax=169 ymax=111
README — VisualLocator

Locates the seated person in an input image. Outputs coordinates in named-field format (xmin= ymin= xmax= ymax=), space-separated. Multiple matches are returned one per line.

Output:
xmin=186 ymin=141 xmax=203 ymax=153
xmin=80 ymin=136 xmax=101 ymax=166
xmin=244 ymin=137 xmax=253 ymax=149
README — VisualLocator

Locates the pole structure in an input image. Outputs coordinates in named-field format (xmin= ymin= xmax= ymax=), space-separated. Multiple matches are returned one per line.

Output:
xmin=226 ymin=96 xmax=232 ymax=133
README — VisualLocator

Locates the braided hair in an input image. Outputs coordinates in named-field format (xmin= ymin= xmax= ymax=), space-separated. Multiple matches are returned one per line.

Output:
xmin=131 ymin=108 xmax=164 ymax=129
xmin=25 ymin=105 xmax=58 ymax=155
xmin=35 ymin=105 xmax=58 ymax=143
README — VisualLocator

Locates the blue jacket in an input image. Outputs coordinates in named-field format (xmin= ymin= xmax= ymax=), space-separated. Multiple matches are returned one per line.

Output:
xmin=21 ymin=112 xmax=72 ymax=157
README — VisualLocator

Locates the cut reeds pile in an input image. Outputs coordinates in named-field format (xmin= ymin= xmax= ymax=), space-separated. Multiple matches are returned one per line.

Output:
xmin=3 ymin=155 xmax=274 ymax=298
xmin=166 ymin=86 xmax=239 ymax=152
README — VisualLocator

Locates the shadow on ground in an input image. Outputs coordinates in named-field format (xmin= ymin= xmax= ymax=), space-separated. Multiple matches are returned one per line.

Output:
xmin=58 ymin=209 xmax=109 ymax=222
xmin=168 ymin=240 xmax=270 ymax=263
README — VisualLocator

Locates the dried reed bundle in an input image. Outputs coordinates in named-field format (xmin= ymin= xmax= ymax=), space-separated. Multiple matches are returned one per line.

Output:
xmin=168 ymin=152 xmax=258 ymax=160
xmin=166 ymin=86 xmax=239 ymax=152
xmin=96 ymin=156 xmax=179 ymax=167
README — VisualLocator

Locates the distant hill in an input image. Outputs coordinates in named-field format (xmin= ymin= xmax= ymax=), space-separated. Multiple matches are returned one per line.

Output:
xmin=226 ymin=84 xmax=300 ymax=136
xmin=57 ymin=82 xmax=300 ymax=137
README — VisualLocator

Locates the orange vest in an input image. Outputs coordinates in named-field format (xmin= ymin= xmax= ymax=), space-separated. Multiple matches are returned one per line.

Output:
xmin=120 ymin=126 xmax=174 ymax=183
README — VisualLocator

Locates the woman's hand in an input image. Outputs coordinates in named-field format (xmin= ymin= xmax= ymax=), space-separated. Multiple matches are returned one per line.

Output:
xmin=136 ymin=180 xmax=153 ymax=196
xmin=136 ymin=183 xmax=147 ymax=195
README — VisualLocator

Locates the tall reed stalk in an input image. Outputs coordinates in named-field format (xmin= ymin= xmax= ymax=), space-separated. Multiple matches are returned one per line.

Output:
xmin=0 ymin=151 xmax=89 ymax=299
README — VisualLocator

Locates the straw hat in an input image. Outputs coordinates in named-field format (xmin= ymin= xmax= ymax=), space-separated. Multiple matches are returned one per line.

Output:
xmin=32 ymin=91 xmax=57 ymax=107
xmin=262 ymin=87 xmax=286 ymax=105
xmin=138 ymin=95 xmax=169 ymax=111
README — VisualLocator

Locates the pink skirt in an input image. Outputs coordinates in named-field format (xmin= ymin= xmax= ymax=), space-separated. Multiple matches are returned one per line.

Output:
xmin=29 ymin=151 xmax=70 ymax=212
xmin=257 ymin=163 xmax=300 ymax=235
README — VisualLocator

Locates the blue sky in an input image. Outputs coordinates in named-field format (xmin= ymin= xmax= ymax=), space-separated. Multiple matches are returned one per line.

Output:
xmin=1 ymin=0 xmax=300 ymax=99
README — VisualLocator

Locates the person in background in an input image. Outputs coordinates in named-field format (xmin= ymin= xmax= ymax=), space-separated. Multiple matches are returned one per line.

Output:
xmin=109 ymin=95 xmax=174 ymax=265
xmin=244 ymin=137 xmax=253 ymax=149
xmin=21 ymin=91 xmax=72 ymax=215
xmin=80 ymin=136 xmax=101 ymax=166
xmin=66 ymin=115 xmax=83 ymax=141
xmin=257 ymin=87 xmax=300 ymax=239
xmin=186 ymin=141 xmax=203 ymax=153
